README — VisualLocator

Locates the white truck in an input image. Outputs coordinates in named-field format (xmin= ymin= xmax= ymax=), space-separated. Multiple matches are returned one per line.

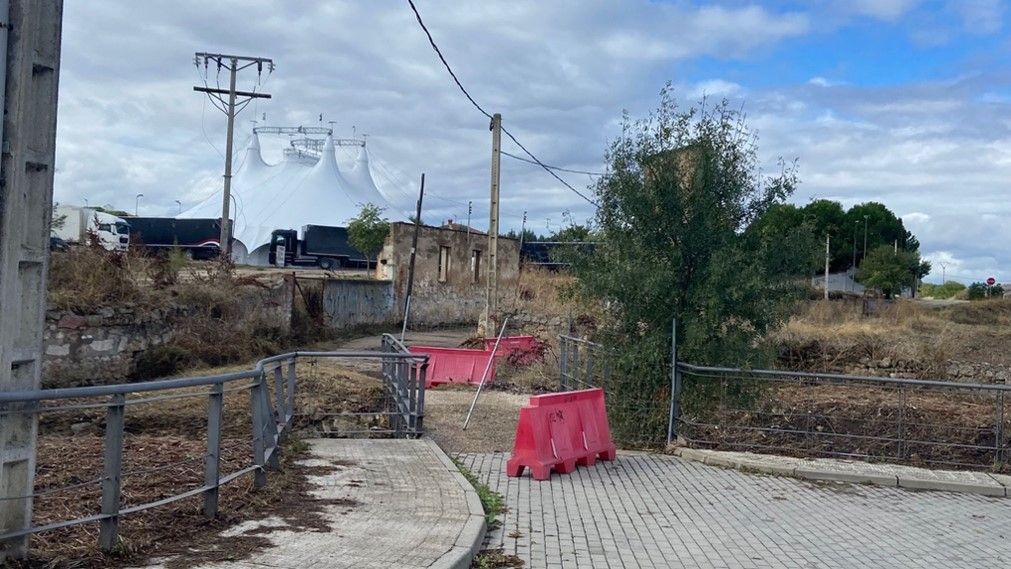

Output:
xmin=52 ymin=205 xmax=130 ymax=252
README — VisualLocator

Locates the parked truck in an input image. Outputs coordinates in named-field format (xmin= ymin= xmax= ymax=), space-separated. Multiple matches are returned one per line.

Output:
xmin=125 ymin=217 xmax=224 ymax=260
xmin=268 ymin=225 xmax=367 ymax=270
xmin=52 ymin=205 xmax=130 ymax=252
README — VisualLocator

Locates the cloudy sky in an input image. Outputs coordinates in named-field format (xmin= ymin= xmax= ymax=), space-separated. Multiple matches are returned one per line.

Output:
xmin=55 ymin=1 xmax=1010 ymax=282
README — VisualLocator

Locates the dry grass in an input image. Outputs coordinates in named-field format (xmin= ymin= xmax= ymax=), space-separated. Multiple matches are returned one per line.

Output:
xmin=505 ymin=267 xmax=576 ymax=316
xmin=771 ymin=299 xmax=1011 ymax=375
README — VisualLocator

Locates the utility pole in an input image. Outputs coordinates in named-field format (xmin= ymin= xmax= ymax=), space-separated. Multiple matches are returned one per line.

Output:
xmin=402 ymin=174 xmax=425 ymax=341
xmin=824 ymin=233 xmax=831 ymax=301
xmin=466 ymin=200 xmax=472 ymax=247
xmin=518 ymin=211 xmax=528 ymax=270
xmin=851 ymin=221 xmax=859 ymax=291
xmin=193 ymin=52 xmax=274 ymax=259
xmin=483 ymin=113 xmax=502 ymax=336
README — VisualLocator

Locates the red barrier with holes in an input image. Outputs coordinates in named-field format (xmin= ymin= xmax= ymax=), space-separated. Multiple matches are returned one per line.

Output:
xmin=506 ymin=388 xmax=617 ymax=480
xmin=408 ymin=346 xmax=496 ymax=388
xmin=484 ymin=335 xmax=545 ymax=365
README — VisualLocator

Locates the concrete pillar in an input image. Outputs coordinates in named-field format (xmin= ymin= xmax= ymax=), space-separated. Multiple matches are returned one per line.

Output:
xmin=0 ymin=0 xmax=64 ymax=560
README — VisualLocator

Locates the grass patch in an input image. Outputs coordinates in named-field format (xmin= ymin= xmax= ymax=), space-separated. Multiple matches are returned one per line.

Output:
xmin=471 ymin=548 xmax=524 ymax=568
xmin=453 ymin=459 xmax=505 ymax=527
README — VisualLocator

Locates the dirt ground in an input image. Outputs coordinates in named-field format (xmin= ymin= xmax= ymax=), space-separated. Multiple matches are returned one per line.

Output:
xmin=424 ymin=388 xmax=527 ymax=454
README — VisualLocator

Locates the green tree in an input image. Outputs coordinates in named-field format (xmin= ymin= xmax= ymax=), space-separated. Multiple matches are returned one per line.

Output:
xmin=347 ymin=203 xmax=390 ymax=268
xmin=920 ymin=280 xmax=965 ymax=299
xmin=967 ymin=282 xmax=1004 ymax=300
xmin=857 ymin=245 xmax=922 ymax=298
xmin=572 ymin=87 xmax=813 ymax=367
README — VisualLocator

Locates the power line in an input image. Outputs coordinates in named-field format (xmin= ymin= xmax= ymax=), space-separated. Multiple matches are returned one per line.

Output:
xmin=405 ymin=0 xmax=599 ymax=208
xmin=501 ymin=150 xmax=604 ymax=176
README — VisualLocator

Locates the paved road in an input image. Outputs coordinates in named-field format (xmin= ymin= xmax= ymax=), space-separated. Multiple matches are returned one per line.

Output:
xmin=461 ymin=452 xmax=1011 ymax=568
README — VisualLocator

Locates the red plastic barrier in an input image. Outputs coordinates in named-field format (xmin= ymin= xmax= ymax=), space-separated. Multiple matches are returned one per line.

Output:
xmin=506 ymin=388 xmax=617 ymax=480
xmin=408 ymin=346 xmax=496 ymax=388
xmin=484 ymin=335 xmax=545 ymax=365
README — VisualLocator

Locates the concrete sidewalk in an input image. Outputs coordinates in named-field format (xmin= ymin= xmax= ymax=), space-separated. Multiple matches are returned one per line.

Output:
xmin=673 ymin=447 xmax=1011 ymax=497
xmin=149 ymin=439 xmax=484 ymax=569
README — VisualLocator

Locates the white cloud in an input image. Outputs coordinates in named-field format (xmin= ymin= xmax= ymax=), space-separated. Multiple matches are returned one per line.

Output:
xmin=847 ymin=0 xmax=921 ymax=21
xmin=950 ymin=0 xmax=1004 ymax=34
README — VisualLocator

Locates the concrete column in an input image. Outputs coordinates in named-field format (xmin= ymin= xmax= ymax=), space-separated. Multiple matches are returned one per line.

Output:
xmin=0 ymin=1 xmax=64 ymax=560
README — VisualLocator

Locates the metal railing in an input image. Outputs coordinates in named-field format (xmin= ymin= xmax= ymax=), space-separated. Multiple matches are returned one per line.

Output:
xmin=0 ymin=334 xmax=427 ymax=551
xmin=559 ymin=335 xmax=671 ymax=448
xmin=675 ymin=364 xmax=1011 ymax=470
xmin=559 ymin=334 xmax=1011 ymax=470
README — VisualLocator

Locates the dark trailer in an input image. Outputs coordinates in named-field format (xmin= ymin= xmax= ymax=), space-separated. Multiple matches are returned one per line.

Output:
xmin=126 ymin=217 xmax=224 ymax=260
xmin=269 ymin=224 xmax=369 ymax=270
xmin=521 ymin=241 xmax=598 ymax=269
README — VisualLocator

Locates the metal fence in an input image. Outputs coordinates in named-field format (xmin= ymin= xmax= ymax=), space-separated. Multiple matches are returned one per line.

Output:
xmin=0 ymin=334 xmax=427 ymax=552
xmin=559 ymin=334 xmax=1011 ymax=470
xmin=559 ymin=335 xmax=671 ymax=448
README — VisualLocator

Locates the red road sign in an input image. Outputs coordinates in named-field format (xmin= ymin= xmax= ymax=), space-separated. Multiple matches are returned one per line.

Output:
xmin=987 ymin=277 xmax=997 ymax=286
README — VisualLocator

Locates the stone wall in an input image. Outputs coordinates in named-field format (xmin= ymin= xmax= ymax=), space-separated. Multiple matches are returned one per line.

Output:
xmin=42 ymin=276 xmax=294 ymax=387
xmin=376 ymin=222 xmax=520 ymax=326
xmin=43 ymin=306 xmax=185 ymax=386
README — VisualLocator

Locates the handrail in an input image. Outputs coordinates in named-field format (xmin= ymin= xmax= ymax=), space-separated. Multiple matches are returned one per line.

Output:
xmin=0 ymin=350 xmax=426 ymax=403
xmin=0 ymin=344 xmax=429 ymax=552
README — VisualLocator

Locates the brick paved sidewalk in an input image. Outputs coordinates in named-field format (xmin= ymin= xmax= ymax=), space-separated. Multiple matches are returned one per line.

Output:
xmin=461 ymin=452 xmax=1011 ymax=568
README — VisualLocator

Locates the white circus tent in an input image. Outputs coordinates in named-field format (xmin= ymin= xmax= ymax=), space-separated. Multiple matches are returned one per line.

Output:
xmin=179 ymin=129 xmax=397 ymax=265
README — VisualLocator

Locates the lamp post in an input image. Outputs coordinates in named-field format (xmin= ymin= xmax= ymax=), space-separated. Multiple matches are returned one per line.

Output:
xmin=175 ymin=200 xmax=182 ymax=215
xmin=135 ymin=193 xmax=144 ymax=216
xmin=862 ymin=215 xmax=869 ymax=259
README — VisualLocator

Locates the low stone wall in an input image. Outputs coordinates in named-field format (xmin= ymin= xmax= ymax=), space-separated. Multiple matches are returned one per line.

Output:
xmin=43 ymin=306 xmax=184 ymax=386
xmin=42 ymin=276 xmax=294 ymax=387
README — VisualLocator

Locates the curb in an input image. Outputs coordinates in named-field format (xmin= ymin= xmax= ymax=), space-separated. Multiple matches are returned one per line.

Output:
xmin=672 ymin=447 xmax=1009 ymax=498
xmin=423 ymin=437 xmax=487 ymax=569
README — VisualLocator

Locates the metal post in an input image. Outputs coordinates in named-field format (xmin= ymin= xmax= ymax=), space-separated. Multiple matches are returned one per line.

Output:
xmin=824 ymin=233 xmax=830 ymax=300
xmin=286 ymin=360 xmax=296 ymax=421
xmin=559 ymin=336 xmax=568 ymax=391
xmin=416 ymin=361 xmax=428 ymax=432
xmin=463 ymin=318 xmax=509 ymax=430
xmin=250 ymin=378 xmax=268 ymax=488
xmin=666 ymin=319 xmax=679 ymax=445
xmin=586 ymin=344 xmax=595 ymax=388
xmin=203 ymin=382 xmax=223 ymax=517
xmin=99 ymin=394 xmax=126 ymax=551
xmin=897 ymin=386 xmax=907 ymax=460
xmin=996 ymin=391 xmax=1006 ymax=468
xmin=407 ymin=359 xmax=418 ymax=434
xmin=260 ymin=377 xmax=280 ymax=469
xmin=273 ymin=365 xmax=284 ymax=423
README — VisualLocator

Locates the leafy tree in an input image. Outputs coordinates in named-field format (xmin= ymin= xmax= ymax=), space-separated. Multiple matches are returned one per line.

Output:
xmin=571 ymin=87 xmax=813 ymax=368
xmin=347 ymin=203 xmax=390 ymax=267
xmin=857 ymin=245 xmax=922 ymax=298
xmin=919 ymin=281 xmax=966 ymax=299
xmin=967 ymin=282 xmax=1004 ymax=300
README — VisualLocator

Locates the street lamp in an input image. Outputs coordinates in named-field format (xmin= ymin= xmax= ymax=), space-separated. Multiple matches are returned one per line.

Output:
xmin=862 ymin=215 xmax=869 ymax=260
xmin=175 ymin=200 xmax=182 ymax=215
xmin=135 ymin=194 xmax=144 ymax=216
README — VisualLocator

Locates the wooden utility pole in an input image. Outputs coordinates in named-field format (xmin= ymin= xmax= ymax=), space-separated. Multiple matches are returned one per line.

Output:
xmin=193 ymin=53 xmax=274 ymax=259
xmin=402 ymin=174 xmax=425 ymax=341
xmin=824 ymin=233 xmax=831 ymax=300
xmin=484 ymin=113 xmax=502 ymax=334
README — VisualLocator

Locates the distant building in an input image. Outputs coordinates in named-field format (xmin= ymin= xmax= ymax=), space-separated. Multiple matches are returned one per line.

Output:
xmin=811 ymin=269 xmax=866 ymax=295
xmin=376 ymin=222 xmax=520 ymax=324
